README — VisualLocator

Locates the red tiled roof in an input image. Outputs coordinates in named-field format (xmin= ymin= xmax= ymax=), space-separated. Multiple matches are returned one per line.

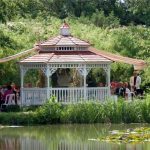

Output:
xmin=20 ymin=51 xmax=111 ymax=64
xmin=20 ymin=53 xmax=54 ymax=63
xmin=19 ymin=47 xmax=146 ymax=70
xmin=37 ymin=35 xmax=90 ymax=47
xmin=89 ymin=47 xmax=146 ymax=69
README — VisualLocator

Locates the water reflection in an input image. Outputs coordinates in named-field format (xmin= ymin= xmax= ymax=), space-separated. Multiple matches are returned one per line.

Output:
xmin=0 ymin=124 xmax=150 ymax=150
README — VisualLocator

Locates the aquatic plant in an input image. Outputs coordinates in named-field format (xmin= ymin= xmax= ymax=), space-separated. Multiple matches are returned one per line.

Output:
xmin=98 ymin=127 xmax=150 ymax=143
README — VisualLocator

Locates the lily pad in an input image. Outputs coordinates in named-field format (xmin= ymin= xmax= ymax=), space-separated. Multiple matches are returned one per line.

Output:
xmin=98 ymin=127 xmax=150 ymax=143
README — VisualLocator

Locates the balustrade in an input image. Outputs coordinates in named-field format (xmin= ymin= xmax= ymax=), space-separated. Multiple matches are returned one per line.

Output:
xmin=22 ymin=88 xmax=47 ymax=105
xmin=21 ymin=87 xmax=109 ymax=105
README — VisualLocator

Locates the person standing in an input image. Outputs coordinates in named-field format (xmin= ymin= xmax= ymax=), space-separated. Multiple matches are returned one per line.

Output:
xmin=136 ymin=73 xmax=143 ymax=96
xmin=124 ymin=82 xmax=132 ymax=101
xmin=130 ymin=72 xmax=141 ymax=96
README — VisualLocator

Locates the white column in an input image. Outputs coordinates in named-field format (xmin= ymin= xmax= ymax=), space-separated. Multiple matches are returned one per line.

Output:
xmin=107 ymin=65 xmax=111 ymax=96
xmin=104 ymin=65 xmax=111 ymax=97
xmin=47 ymin=64 xmax=50 ymax=100
xmin=21 ymin=68 xmax=24 ymax=88
xmin=77 ymin=66 xmax=90 ymax=101
xmin=103 ymin=65 xmax=111 ymax=98
xmin=20 ymin=66 xmax=23 ymax=106
xmin=80 ymin=74 xmax=83 ymax=86
xmin=20 ymin=66 xmax=27 ymax=106
xmin=84 ymin=64 xmax=87 ymax=100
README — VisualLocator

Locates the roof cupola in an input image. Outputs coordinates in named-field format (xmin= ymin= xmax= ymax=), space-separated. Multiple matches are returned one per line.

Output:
xmin=60 ymin=21 xmax=70 ymax=36
xmin=36 ymin=23 xmax=90 ymax=52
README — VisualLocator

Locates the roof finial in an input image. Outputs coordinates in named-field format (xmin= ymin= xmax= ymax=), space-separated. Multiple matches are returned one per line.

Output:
xmin=60 ymin=20 xmax=70 ymax=36
xmin=63 ymin=20 xmax=69 ymax=27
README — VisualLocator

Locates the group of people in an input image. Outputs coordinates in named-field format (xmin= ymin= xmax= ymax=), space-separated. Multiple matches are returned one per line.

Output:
xmin=0 ymin=83 xmax=20 ymax=106
xmin=111 ymin=72 xmax=143 ymax=100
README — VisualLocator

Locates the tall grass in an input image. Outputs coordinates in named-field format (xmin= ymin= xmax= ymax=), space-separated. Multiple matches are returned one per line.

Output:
xmin=0 ymin=95 xmax=150 ymax=125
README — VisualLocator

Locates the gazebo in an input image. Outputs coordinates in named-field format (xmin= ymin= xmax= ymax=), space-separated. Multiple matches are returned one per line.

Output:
xmin=19 ymin=23 xmax=111 ymax=105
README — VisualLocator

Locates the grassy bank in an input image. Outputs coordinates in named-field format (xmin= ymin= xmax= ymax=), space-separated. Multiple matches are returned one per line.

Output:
xmin=0 ymin=95 xmax=150 ymax=125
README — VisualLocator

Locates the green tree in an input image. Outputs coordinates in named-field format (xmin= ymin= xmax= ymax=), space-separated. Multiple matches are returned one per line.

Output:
xmin=124 ymin=0 xmax=150 ymax=25
xmin=0 ymin=0 xmax=17 ymax=23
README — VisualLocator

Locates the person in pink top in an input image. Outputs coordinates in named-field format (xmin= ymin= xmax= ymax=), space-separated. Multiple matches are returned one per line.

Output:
xmin=3 ymin=85 xmax=13 ymax=103
xmin=11 ymin=83 xmax=19 ymax=104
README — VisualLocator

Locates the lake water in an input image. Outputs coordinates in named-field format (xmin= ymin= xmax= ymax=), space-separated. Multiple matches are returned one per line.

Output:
xmin=0 ymin=124 xmax=150 ymax=150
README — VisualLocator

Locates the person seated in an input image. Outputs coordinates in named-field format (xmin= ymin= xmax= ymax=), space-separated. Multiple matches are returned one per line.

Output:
xmin=87 ymin=75 xmax=96 ymax=87
xmin=2 ymin=85 xmax=13 ymax=103
xmin=114 ymin=82 xmax=120 ymax=96
xmin=138 ymin=89 xmax=144 ymax=98
xmin=119 ymin=82 xmax=125 ymax=97
xmin=115 ymin=82 xmax=125 ymax=97
xmin=11 ymin=83 xmax=19 ymax=104
xmin=98 ymin=82 xmax=104 ymax=87
xmin=110 ymin=82 xmax=116 ymax=95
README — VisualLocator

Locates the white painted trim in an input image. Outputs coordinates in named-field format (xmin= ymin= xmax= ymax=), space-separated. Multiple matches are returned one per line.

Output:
xmin=21 ymin=87 xmax=109 ymax=105
xmin=20 ymin=62 xmax=111 ymax=105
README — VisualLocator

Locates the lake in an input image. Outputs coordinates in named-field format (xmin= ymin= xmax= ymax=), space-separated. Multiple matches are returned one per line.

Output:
xmin=0 ymin=124 xmax=150 ymax=150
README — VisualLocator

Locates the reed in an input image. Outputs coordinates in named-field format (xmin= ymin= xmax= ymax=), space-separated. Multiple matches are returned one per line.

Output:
xmin=0 ymin=95 xmax=149 ymax=125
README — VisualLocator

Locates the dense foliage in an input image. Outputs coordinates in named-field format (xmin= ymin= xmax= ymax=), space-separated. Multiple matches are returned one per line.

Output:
xmin=0 ymin=96 xmax=150 ymax=125
xmin=0 ymin=17 xmax=149 ymax=87
xmin=0 ymin=0 xmax=150 ymax=26
xmin=0 ymin=0 xmax=149 ymax=88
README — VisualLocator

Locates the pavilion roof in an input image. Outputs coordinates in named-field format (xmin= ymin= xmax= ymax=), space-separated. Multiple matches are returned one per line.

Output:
xmin=37 ymin=35 xmax=90 ymax=47
xmin=19 ymin=22 xmax=146 ymax=70
xmin=20 ymin=51 xmax=111 ymax=64
xmin=89 ymin=47 xmax=146 ymax=70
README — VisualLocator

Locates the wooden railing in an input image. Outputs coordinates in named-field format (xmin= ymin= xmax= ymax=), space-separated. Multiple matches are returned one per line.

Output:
xmin=21 ymin=87 xmax=109 ymax=105
xmin=22 ymin=88 xmax=47 ymax=105
xmin=87 ymin=87 xmax=108 ymax=101
xmin=49 ymin=87 xmax=84 ymax=103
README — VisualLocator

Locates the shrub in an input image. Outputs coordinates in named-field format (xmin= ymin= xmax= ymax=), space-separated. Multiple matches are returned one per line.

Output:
xmin=142 ymin=94 xmax=150 ymax=123
xmin=91 ymin=10 xmax=120 ymax=28
xmin=36 ymin=98 xmax=62 ymax=124
xmin=1 ymin=105 xmax=20 ymax=112
xmin=0 ymin=112 xmax=36 ymax=125
xmin=122 ymin=100 xmax=144 ymax=123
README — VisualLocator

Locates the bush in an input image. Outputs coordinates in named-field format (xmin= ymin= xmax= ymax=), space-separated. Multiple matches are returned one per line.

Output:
xmin=142 ymin=94 xmax=150 ymax=123
xmin=35 ymin=98 xmax=62 ymax=124
xmin=0 ymin=112 xmax=36 ymax=125
xmin=1 ymin=105 xmax=20 ymax=112
xmin=122 ymin=100 xmax=144 ymax=123
xmin=91 ymin=10 xmax=120 ymax=28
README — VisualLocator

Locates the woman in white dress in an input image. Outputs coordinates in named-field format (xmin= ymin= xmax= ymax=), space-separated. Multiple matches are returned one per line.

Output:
xmin=124 ymin=82 xmax=132 ymax=101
